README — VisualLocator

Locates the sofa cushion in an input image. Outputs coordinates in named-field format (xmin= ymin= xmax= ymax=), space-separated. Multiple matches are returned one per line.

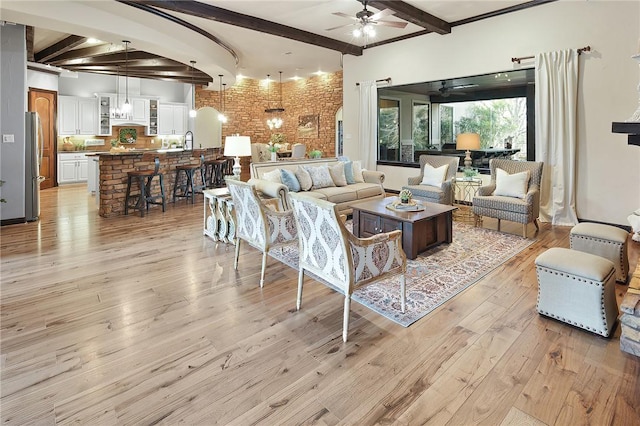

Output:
xmin=314 ymin=186 xmax=358 ymax=204
xmin=343 ymin=161 xmax=355 ymax=184
xmin=352 ymin=161 xmax=365 ymax=183
xmin=474 ymin=194 xmax=530 ymax=214
xmin=494 ymin=168 xmax=530 ymax=199
xmin=305 ymin=165 xmax=335 ymax=189
xmin=351 ymin=182 xmax=384 ymax=199
xmin=280 ymin=168 xmax=300 ymax=192
xmin=295 ymin=166 xmax=312 ymax=191
xmin=262 ymin=168 xmax=282 ymax=184
xmin=329 ymin=162 xmax=347 ymax=187
xmin=420 ymin=163 xmax=449 ymax=188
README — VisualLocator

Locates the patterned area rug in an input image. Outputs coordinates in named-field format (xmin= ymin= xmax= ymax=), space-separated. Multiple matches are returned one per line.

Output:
xmin=269 ymin=221 xmax=535 ymax=327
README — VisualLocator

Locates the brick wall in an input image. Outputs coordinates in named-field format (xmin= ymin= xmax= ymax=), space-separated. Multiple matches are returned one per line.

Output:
xmin=196 ymin=71 xmax=343 ymax=170
xmin=98 ymin=148 xmax=221 ymax=217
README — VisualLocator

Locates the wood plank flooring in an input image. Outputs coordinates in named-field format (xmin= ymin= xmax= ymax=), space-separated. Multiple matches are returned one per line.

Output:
xmin=1 ymin=185 xmax=639 ymax=425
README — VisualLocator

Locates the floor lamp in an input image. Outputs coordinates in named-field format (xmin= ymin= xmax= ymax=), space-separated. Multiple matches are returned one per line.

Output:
xmin=224 ymin=135 xmax=251 ymax=180
xmin=456 ymin=133 xmax=481 ymax=169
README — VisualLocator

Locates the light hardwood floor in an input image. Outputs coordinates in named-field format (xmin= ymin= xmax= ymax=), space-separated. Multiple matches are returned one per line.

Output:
xmin=1 ymin=185 xmax=639 ymax=425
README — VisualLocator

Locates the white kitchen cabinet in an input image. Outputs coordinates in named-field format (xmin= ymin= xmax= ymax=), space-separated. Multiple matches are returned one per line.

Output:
xmin=59 ymin=96 xmax=98 ymax=135
xmin=158 ymin=103 xmax=186 ymax=135
xmin=131 ymin=98 xmax=149 ymax=124
xmin=58 ymin=153 xmax=89 ymax=184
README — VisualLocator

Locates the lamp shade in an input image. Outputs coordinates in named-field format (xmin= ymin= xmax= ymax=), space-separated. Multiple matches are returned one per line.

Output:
xmin=456 ymin=133 xmax=481 ymax=150
xmin=224 ymin=135 xmax=252 ymax=157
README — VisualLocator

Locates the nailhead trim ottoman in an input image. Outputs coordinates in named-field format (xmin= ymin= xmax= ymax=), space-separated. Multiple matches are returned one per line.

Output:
xmin=535 ymin=247 xmax=618 ymax=337
xmin=570 ymin=222 xmax=629 ymax=283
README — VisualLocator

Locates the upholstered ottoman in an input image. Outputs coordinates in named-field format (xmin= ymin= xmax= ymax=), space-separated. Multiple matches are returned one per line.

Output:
xmin=570 ymin=222 xmax=629 ymax=283
xmin=535 ymin=247 xmax=618 ymax=337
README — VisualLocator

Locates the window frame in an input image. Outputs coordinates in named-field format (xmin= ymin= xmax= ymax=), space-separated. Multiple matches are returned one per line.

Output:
xmin=377 ymin=96 xmax=402 ymax=162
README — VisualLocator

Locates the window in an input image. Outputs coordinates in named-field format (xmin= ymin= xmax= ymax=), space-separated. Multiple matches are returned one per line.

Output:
xmin=412 ymin=101 xmax=430 ymax=150
xmin=377 ymin=69 xmax=535 ymax=170
xmin=378 ymin=98 xmax=400 ymax=161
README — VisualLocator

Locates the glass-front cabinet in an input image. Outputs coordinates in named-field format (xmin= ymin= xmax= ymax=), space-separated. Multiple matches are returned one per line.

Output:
xmin=98 ymin=94 xmax=112 ymax=136
xmin=148 ymin=99 xmax=158 ymax=136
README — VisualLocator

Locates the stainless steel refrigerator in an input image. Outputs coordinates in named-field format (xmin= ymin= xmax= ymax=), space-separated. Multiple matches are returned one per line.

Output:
xmin=25 ymin=112 xmax=44 ymax=222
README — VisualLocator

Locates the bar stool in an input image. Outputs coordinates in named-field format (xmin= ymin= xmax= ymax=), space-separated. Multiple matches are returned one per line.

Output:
xmin=124 ymin=157 xmax=166 ymax=217
xmin=173 ymin=154 xmax=207 ymax=203
xmin=204 ymin=158 xmax=226 ymax=188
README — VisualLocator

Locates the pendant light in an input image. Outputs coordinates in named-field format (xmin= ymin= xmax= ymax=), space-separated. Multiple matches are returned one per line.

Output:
xmin=121 ymin=40 xmax=131 ymax=114
xmin=189 ymin=60 xmax=197 ymax=118
xmin=265 ymin=72 xmax=284 ymax=129
xmin=112 ymin=65 xmax=121 ymax=118
xmin=217 ymin=74 xmax=227 ymax=123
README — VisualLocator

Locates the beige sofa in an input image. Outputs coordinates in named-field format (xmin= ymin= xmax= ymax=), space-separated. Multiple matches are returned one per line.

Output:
xmin=249 ymin=158 xmax=385 ymax=214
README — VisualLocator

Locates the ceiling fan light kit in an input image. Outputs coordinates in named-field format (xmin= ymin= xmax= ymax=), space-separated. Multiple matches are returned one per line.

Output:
xmin=328 ymin=1 xmax=406 ymax=45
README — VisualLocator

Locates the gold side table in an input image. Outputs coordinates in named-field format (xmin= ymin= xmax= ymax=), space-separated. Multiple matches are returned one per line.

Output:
xmin=453 ymin=177 xmax=482 ymax=221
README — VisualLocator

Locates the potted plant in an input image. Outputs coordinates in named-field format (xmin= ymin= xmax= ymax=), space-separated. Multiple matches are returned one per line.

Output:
xmin=309 ymin=149 xmax=322 ymax=159
xmin=399 ymin=189 xmax=412 ymax=204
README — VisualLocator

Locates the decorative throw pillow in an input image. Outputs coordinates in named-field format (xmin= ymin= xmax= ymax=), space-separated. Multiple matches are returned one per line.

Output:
xmin=280 ymin=168 xmax=300 ymax=192
xmin=262 ymin=168 xmax=282 ymax=184
xmin=420 ymin=164 xmax=449 ymax=188
xmin=295 ymin=166 xmax=312 ymax=191
xmin=305 ymin=165 xmax=336 ymax=189
xmin=342 ymin=161 xmax=355 ymax=184
xmin=329 ymin=163 xmax=347 ymax=187
xmin=352 ymin=160 xmax=365 ymax=183
xmin=494 ymin=168 xmax=530 ymax=199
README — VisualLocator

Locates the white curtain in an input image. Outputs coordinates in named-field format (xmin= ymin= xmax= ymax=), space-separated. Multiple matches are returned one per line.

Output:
xmin=358 ymin=80 xmax=377 ymax=170
xmin=535 ymin=49 xmax=579 ymax=226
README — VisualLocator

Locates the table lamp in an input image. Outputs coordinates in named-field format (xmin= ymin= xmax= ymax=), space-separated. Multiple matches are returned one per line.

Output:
xmin=456 ymin=133 xmax=481 ymax=169
xmin=224 ymin=135 xmax=251 ymax=180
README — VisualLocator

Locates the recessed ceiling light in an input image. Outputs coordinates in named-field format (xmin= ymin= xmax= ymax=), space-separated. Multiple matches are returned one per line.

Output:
xmin=87 ymin=38 xmax=100 ymax=44
xmin=290 ymin=76 xmax=302 ymax=81
xmin=313 ymin=70 xmax=325 ymax=76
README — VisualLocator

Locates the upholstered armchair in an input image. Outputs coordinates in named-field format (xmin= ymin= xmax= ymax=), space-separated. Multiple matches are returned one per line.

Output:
xmin=472 ymin=158 xmax=544 ymax=238
xmin=402 ymin=155 xmax=459 ymax=205
xmin=291 ymin=143 xmax=306 ymax=159
xmin=226 ymin=179 xmax=298 ymax=287
xmin=289 ymin=193 xmax=407 ymax=342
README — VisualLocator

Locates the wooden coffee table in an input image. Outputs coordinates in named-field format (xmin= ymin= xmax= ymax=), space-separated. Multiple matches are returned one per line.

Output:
xmin=351 ymin=197 xmax=456 ymax=260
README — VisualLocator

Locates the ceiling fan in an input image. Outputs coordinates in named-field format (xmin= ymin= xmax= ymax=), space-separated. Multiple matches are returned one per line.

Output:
xmin=326 ymin=1 xmax=408 ymax=36
xmin=429 ymin=81 xmax=469 ymax=97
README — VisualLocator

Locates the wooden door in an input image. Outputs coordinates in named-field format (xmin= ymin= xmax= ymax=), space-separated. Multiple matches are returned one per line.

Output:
xmin=28 ymin=89 xmax=57 ymax=190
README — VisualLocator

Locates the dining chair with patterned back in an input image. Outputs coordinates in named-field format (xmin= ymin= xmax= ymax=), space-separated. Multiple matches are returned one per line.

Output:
xmin=226 ymin=178 xmax=298 ymax=287
xmin=289 ymin=193 xmax=407 ymax=342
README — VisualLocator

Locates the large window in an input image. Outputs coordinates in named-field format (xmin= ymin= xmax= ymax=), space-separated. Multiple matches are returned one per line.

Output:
xmin=377 ymin=69 xmax=535 ymax=170
xmin=378 ymin=98 xmax=400 ymax=161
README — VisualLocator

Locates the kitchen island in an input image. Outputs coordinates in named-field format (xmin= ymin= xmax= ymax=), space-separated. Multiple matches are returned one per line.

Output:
xmin=95 ymin=148 xmax=221 ymax=217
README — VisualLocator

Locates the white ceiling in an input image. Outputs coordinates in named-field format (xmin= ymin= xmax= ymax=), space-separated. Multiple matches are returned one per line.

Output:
xmin=1 ymin=0 xmax=532 ymax=87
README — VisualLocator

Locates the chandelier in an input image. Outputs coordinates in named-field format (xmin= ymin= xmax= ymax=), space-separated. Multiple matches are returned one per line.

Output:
xmin=265 ymin=72 xmax=284 ymax=129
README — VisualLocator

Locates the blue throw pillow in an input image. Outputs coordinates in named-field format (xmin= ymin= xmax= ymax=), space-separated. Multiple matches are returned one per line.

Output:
xmin=343 ymin=161 xmax=355 ymax=184
xmin=280 ymin=168 xmax=301 ymax=192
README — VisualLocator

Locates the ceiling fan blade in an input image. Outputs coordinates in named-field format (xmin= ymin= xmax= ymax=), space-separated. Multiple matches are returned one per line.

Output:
xmin=332 ymin=12 xmax=358 ymax=21
xmin=369 ymin=8 xmax=395 ymax=21
xmin=376 ymin=20 xmax=408 ymax=29
xmin=325 ymin=23 xmax=354 ymax=31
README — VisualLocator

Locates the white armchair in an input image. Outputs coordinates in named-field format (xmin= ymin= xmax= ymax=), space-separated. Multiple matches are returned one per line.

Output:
xmin=290 ymin=193 xmax=407 ymax=342
xmin=226 ymin=179 xmax=298 ymax=287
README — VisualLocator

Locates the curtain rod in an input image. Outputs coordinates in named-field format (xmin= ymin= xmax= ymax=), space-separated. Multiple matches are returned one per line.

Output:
xmin=356 ymin=77 xmax=391 ymax=86
xmin=511 ymin=46 xmax=591 ymax=64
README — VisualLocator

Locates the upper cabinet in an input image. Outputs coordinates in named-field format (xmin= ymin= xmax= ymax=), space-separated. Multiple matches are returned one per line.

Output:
xmin=131 ymin=98 xmax=149 ymax=124
xmin=59 ymin=96 xmax=97 ymax=135
xmin=158 ymin=103 xmax=186 ymax=135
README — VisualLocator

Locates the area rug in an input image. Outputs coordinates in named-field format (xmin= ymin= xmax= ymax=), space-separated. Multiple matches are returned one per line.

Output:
xmin=269 ymin=221 xmax=535 ymax=327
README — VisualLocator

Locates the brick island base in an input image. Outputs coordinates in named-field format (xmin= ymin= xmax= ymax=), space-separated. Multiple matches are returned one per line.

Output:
xmin=97 ymin=149 xmax=221 ymax=217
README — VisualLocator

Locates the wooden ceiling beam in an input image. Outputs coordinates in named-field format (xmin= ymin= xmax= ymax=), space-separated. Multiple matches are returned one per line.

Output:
xmin=35 ymin=35 xmax=88 ymax=63
xmin=366 ymin=0 xmax=451 ymax=34
xmin=47 ymin=43 xmax=124 ymax=64
xmin=129 ymin=0 xmax=363 ymax=56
